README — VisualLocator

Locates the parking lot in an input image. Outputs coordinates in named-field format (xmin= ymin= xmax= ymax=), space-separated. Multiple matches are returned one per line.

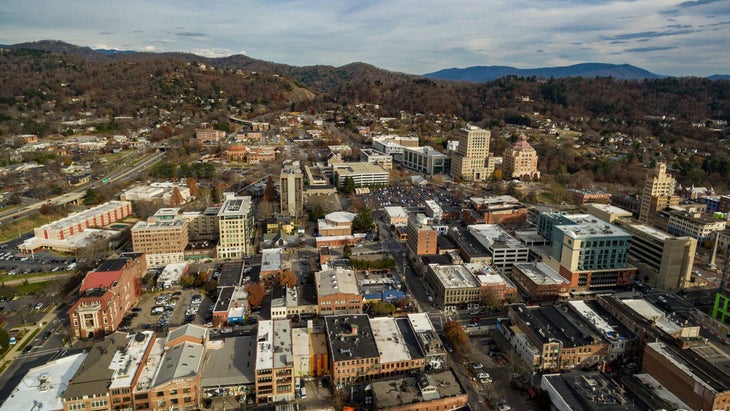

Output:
xmin=359 ymin=184 xmax=460 ymax=210
xmin=123 ymin=288 xmax=215 ymax=333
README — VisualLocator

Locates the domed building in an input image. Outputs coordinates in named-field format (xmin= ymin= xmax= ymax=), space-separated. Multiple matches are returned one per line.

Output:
xmin=223 ymin=143 xmax=248 ymax=162
xmin=502 ymin=134 xmax=540 ymax=181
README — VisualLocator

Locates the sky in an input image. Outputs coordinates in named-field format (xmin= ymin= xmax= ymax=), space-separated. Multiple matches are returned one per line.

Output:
xmin=1 ymin=0 xmax=729 ymax=77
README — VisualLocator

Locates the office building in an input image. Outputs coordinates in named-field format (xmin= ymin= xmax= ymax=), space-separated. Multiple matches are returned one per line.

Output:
xmin=450 ymin=125 xmax=491 ymax=182
xmin=280 ymin=160 xmax=304 ymax=217
xmin=502 ymin=134 xmax=540 ymax=180
xmin=331 ymin=162 xmax=389 ymax=188
xmin=360 ymin=148 xmax=393 ymax=170
xmin=372 ymin=135 xmax=420 ymax=162
xmin=666 ymin=210 xmax=727 ymax=244
xmin=216 ymin=193 xmax=255 ymax=258
xmin=614 ymin=222 xmax=696 ymax=289
xmin=181 ymin=207 xmax=220 ymax=240
xmin=131 ymin=216 xmax=189 ymax=268
xmin=536 ymin=212 xmax=636 ymax=293
xmin=639 ymin=162 xmax=677 ymax=224
xmin=370 ymin=317 xmax=426 ymax=377
xmin=468 ymin=224 xmax=530 ymax=273
xmin=401 ymin=146 xmax=450 ymax=176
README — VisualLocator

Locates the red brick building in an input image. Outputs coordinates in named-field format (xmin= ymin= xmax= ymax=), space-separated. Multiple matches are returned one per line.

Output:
xmin=68 ymin=255 xmax=144 ymax=339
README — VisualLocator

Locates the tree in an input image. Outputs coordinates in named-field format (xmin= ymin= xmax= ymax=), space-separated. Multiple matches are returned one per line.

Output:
xmin=443 ymin=320 xmax=471 ymax=356
xmin=352 ymin=207 xmax=375 ymax=233
xmin=370 ymin=301 xmax=396 ymax=316
xmin=169 ymin=187 xmax=184 ymax=206
xmin=342 ymin=244 xmax=352 ymax=258
xmin=308 ymin=204 xmax=325 ymax=222
xmin=210 ymin=186 xmax=220 ymax=204
xmin=341 ymin=176 xmax=356 ymax=195
xmin=187 ymin=177 xmax=199 ymax=196
xmin=262 ymin=176 xmax=276 ymax=203
xmin=83 ymin=188 xmax=99 ymax=205
xmin=277 ymin=269 xmax=298 ymax=288
xmin=246 ymin=282 xmax=266 ymax=307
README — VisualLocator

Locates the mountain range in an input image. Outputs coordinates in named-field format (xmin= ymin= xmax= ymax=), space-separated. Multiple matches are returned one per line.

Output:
xmin=426 ymin=63 xmax=730 ymax=82
xmin=3 ymin=40 xmax=728 ymax=82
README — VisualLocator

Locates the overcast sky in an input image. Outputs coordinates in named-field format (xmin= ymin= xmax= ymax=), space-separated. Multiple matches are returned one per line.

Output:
xmin=1 ymin=0 xmax=729 ymax=76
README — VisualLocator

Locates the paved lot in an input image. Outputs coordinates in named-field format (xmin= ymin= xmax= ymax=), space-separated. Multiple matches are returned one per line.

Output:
xmin=125 ymin=288 xmax=214 ymax=333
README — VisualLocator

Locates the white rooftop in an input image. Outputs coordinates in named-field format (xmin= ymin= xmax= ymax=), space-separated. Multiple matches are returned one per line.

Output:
xmin=468 ymin=224 xmax=526 ymax=249
xmin=512 ymin=262 xmax=569 ymax=286
xmin=628 ymin=224 xmax=675 ymax=241
xmin=464 ymin=262 xmax=514 ymax=286
xmin=384 ymin=206 xmax=408 ymax=219
xmin=430 ymin=264 xmax=479 ymax=289
xmin=39 ymin=201 xmax=130 ymax=231
xmin=316 ymin=267 xmax=360 ymax=296
xmin=586 ymin=203 xmax=633 ymax=216
xmin=255 ymin=320 xmax=274 ymax=371
xmin=407 ymin=313 xmax=436 ymax=334
xmin=261 ymin=248 xmax=283 ymax=272
xmin=633 ymin=373 xmax=692 ymax=410
xmin=157 ymin=262 xmax=188 ymax=285
xmin=134 ymin=339 xmax=165 ymax=393
xmin=622 ymin=299 xmax=681 ymax=334
xmin=0 ymin=353 xmax=87 ymax=411
xmin=557 ymin=215 xmax=630 ymax=240
xmin=370 ymin=317 xmax=414 ymax=363
xmin=109 ymin=331 xmax=155 ymax=389
xmin=568 ymin=300 xmax=615 ymax=337
xmin=20 ymin=228 xmax=119 ymax=252
xmin=325 ymin=211 xmax=356 ymax=224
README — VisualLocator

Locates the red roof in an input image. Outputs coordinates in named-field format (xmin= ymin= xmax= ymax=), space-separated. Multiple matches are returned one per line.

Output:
xmin=511 ymin=134 xmax=536 ymax=152
xmin=80 ymin=270 xmax=121 ymax=292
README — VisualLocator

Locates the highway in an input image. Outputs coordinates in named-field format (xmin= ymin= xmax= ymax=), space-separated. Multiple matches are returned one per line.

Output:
xmin=0 ymin=150 xmax=164 ymax=226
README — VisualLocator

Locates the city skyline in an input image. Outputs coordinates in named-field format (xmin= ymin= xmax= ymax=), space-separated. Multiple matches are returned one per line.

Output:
xmin=1 ymin=0 xmax=729 ymax=77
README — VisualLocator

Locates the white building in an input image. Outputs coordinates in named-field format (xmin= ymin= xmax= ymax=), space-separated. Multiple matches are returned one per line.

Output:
xmin=217 ymin=193 xmax=255 ymax=258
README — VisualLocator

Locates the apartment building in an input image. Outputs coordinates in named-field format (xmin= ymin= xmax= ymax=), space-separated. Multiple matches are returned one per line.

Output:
xmin=315 ymin=267 xmax=363 ymax=315
xmin=181 ymin=206 xmax=220 ymax=240
xmin=450 ymin=125 xmax=491 ymax=182
xmin=502 ymin=134 xmax=540 ymax=180
xmin=280 ymin=160 xmax=304 ymax=217
xmin=216 ymin=193 xmax=255 ymax=258
xmin=68 ymin=255 xmax=145 ymax=339
xmin=401 ymin=146 xmax=450 ymax=176
xmin=131 ymin=216 xmax=189 ymax=268
xmin=614 ymin=221 xmax=696 ymax=289
xmin=406 ymin=214 xmax=438 ymax=256
xmin=255 ymin=320 xmax=294 ymax=403
xmin=325 ymin=315 xmax=381 ymax=384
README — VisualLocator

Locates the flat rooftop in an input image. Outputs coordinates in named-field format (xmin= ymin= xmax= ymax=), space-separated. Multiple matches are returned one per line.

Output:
xmin=556 ymin=215 xmax=630 ymax=240
xmin=218 ymin=195 xmax=252 ymax=217
xmin=621 ymin=299 xmax=681 ymax=334
xmin=316 ymin=267 xmax=360 ymax=296
xmin=370 ymin=317 xmax=424 ymax=364
xmin=201 ymin=336 xmax=256 ymax=388
xmin=384 ymin=206 xmax=408 ymax=219
xmin=261 ymin=248 xmax=283 ymax=272
xmin=430 ymin=264 xmax=479 ymax=289
xmin=371 ymin=370 xmax=465 ymax=408
xmin=626 ymin=223 xmax=676 ymax=241
xmin=325 ymin=315 xmax=379 ymax=362
xmin=512 ymin=262 xmax=569 ymax=286
xmin=109 ymin=331 xmax=155 ymax=389
xmin=255 ymin=320 xmax=292 ymax=370
xmin=647 ymin=341 xmax=730 ymax=394
xmin=132 ymin=218 xmax=186 ymax=230
xmin=40 ymin=201 xmax=130 ymax=231
xmin=585 ymin=203 xmax=633 ymax=216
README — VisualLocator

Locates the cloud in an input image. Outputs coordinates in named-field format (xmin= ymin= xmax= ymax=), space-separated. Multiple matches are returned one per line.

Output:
xmin=602 ymin=28 xmax=694 ymax=41
xmin=678 ymin=0 xmax=722 ymax=8
xmin=624 ymin=46 xmax=679 ymax=52
xmin=176 ymin=31 xmax=207 ymax=38
xmin=99 ymin=31 xmax=113 ymax=35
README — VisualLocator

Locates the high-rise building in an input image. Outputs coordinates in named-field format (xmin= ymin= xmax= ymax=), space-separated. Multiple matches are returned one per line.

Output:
xmin=280 ymin=160 xmax=304 ymax=218
xmin=131 ymin=216 xmax=189 ymax=268
xmin=216 ymin=193 xmax=255 ymax=258
xmin=639 ymin=162 xmax=677 ymax=223
xmin=406 ymin=214 xmax=438 ymax=256
xmin=502 ymin=134 xmax=540 ymax=180
xmin=450 ymin=125 xmax=491 ymax=182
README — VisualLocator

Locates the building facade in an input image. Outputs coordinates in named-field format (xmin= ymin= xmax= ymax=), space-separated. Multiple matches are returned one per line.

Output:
xmin=401 ymin=146 xmax=449 ymax=176
xmin=639 ymin=162 xmax=677 ymax=224
xmin=280 ymin=161 xmax=304 ymax=218
xmin=502 ymin=134 xmax=539 ymax=180
xmin=131 ymin=216 xmax=189 ymax=268
xmin=450 ymin=126 xmax=491 ymax=182
xmin=406 ymin=214 xmax=438 ymax=256
xmin=216 ymin=193 xmax=255 ymax=258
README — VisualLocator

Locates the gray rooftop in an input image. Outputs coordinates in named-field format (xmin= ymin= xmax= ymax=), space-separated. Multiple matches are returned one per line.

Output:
xmin=152 ymin=341 xmax=205 ymax=388
xmin=64 ymin=333 xmax=127 ymax=399
xmin=325 ymin=315 xmax=379 ymax=362
xmin=371 ymin=370 xmax=465 ymax=408
xmin=201 ymin=336 xmax=256 ymax=388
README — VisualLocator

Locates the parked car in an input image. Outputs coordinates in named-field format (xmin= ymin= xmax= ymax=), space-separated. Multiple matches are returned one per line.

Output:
xmin=471 ymin=362 xmax=484 ymax=370
xmin=220 ymin=327 xmax=234 ymax=334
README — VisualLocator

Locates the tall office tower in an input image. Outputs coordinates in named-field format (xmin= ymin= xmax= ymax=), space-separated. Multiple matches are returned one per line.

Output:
xmin=450 ymin=125 xmax=491 ymax=182
xmin=280 ymin=160 xmax=304 ymax=217
xmin=216 ymin=193 xmax=255 ymax=259
xmin=639 ymin=162 xmax=677 ymax=224
xmin=502 ymin=134 xmax=540 ymax=180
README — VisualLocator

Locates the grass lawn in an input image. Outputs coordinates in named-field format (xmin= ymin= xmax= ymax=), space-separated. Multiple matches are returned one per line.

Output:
xmin=14 ymin=281 xmax=52 ymax=296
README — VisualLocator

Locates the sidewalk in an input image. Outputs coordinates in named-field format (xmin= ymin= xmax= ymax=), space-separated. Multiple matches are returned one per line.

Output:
xmin=0 ymin=305 xmax=60 ymax=376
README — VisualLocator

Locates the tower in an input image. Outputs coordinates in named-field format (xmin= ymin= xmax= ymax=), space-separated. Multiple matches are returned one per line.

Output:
xmin=280 ymin=160 xmax=303 ymax=218
xmin=450 ymin=125 xmax=491 ymax=182
xmin=639 ymin=162 xmax=677 ymax=224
